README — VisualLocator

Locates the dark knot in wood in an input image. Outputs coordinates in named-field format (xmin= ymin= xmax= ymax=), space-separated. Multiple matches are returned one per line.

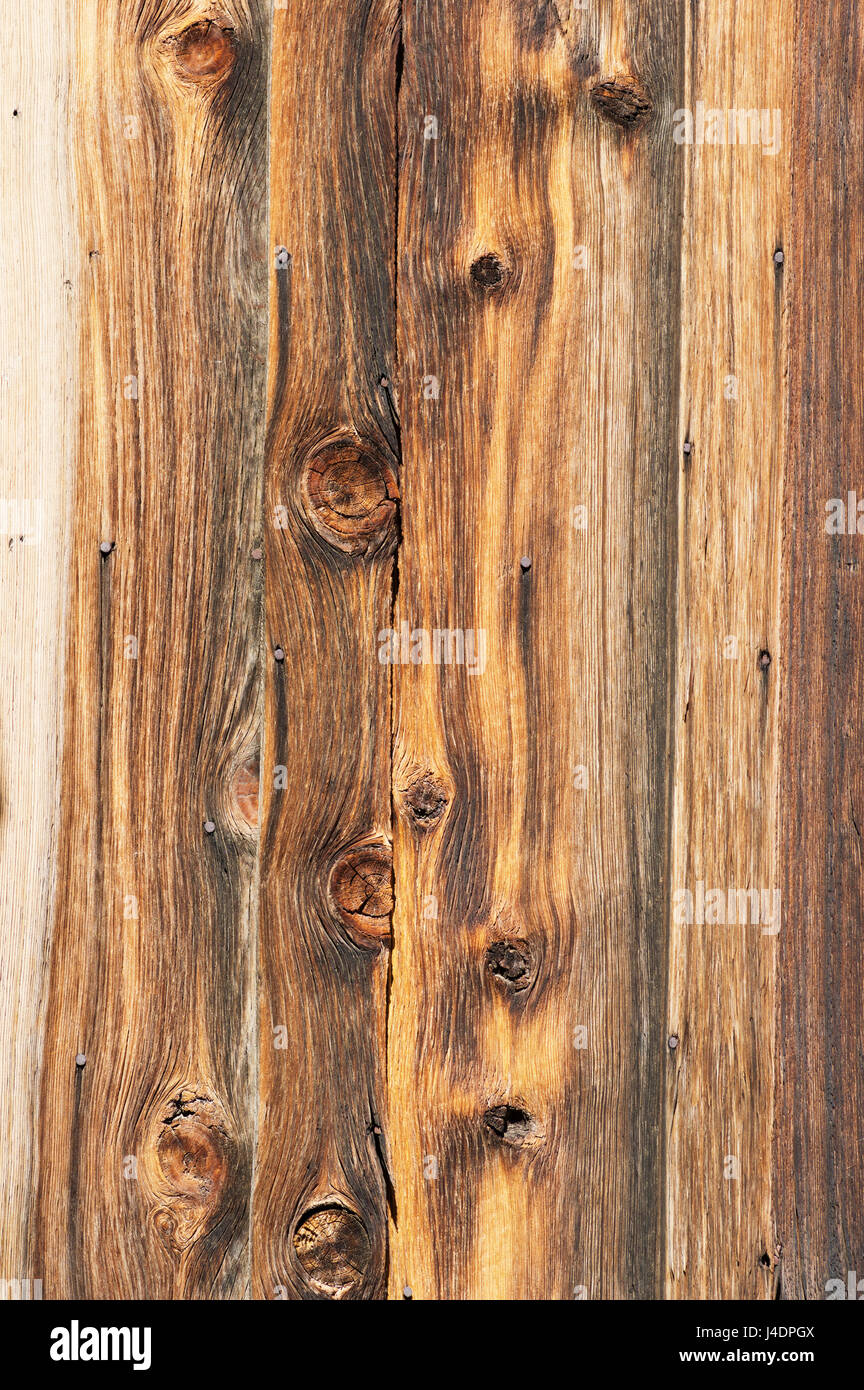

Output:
xmin=293 ymin=1205 xmax=371 ymax=1297
xmin=590 ymin=76 xmax=653 ymax=132
xmin=329 ymin=839 xmax=393 ymax=947
xmin=485 ymin=939 xmax=533 ymax=991
xmin=483 ymin=1103 xmax=539 ymax=1148
xmin=399 ymin=771 xmax=449 ymax=830
xmin=171 ymin=21 xmax=237 ymax=81
xmin=302 ymin=439 xmax=398 ymax=555
xmin=470 ymin=253 xmax=507 ymax=292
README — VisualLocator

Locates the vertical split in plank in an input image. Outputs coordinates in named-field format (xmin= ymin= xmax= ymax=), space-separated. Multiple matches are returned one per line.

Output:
xmin=774 ymin=0 xmax=864 ymax=1301
xmin=389 ymin=0 xmax=682 ymax=1298
xmin=253 ymin=0 xmax=400 ymax=1300
xmin=0 ymin=0 xmax=77 ymax=1288
xmin=35 ymin=0 xmax=271 ymax=1297
xmin=666 ymin=0 xmax=790 ymax=1297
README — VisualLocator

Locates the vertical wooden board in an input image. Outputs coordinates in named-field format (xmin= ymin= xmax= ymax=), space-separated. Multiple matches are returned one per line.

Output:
xmin=774 ymin=0 xmax=864 ymax=1302
xmin=33 ymin=0 xmax=270 ymax=1297
xmin=389 ymin=0 xmax=683 ymax=1299
xmin=0 ymin=0 xmax=77 ymax=1290
xmin=666 ymin=0 xmax=790 ymax=1297
xmin=253 ymin=0 xmax=399 ymax=1300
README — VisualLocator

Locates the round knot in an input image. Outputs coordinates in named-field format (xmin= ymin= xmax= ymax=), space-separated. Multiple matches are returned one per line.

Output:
xmin=590 ymin=76 xmax=653 ymax=132
xmin=399 ymin=771 xmax=449 ymax=831
xmin=329 ymin=840 xmax=394 ymax=947
xmin=485 ymin=940 xmax=533 ymax=992
xmin=171 ymin=21 xmax=237 ymax=81
xmin=293 ymin=1205 xmax=371 ymax=1298
xmin=302 ymin=439 xmax=398 ymax=555
xmin=470 ymin=253 xmax=508 ymax=292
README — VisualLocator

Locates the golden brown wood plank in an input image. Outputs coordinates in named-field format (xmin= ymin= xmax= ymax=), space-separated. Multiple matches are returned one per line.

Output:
xmin=0 ymin=0 xmax=78 ymax=1294
xmin=388 ymin=0 xmax=683 ymax=1299
xmin=252 ymin=0 xmax=400 ymax=1300
xmin=774 ymin=0 xmax=864 ymax=1302
xmin=33 ymin=0 xmax=271 ymax=1298
xmin=1 ymin=0 xmax=860 ymax=1310
xmin=665 ymin=0 xmax=791 ymax=1298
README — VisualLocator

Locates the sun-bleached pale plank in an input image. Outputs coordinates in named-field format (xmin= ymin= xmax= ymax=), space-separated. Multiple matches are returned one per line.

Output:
xmin=0 ymin=0 xmax=77 ymax=1294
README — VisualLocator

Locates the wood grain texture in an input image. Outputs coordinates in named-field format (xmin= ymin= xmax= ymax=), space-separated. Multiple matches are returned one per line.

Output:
xmin=252 ymin=0 xmax=399 ymax=1300
xmin=387 ymin=0 xmax=683 ymax=1300
xmin=0 ymin=0 xmax=77 ymax=1290
xmin=774 ymin=0 xmax=864 ymax=1302
xmin=0 ymin=0 xmax=861 ymax=1305
xmin=665 ymin=0 xmax=791 ymax=1298
xmin=33 ymin=0 xmax=271 ymax=1298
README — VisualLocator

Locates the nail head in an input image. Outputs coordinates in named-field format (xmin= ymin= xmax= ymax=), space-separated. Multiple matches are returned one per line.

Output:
xmin=204 ymin=820 xmax=216 ymax=835
xmin=75 ymin=1053 xmax=87 ymax=1068
xmin=274 ymin=647 xmax=285 ymax=663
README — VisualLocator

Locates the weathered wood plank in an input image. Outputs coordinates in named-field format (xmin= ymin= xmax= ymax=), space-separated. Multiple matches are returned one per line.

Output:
xmin=34 ymin=0 xmax=271 ymax=1298
xmin=388 ymin=0 xmax=683 ymax=1299
xmin=665 ymin=0 xmax=791 ymax=1298
xmin=252 ymin=0 xmax=400 ymax=1300
xmin=0 ymin=0 xmax=857 ymax=1307
xmin=0 ymin=0 xmax=78 ymax=1294
xmin=774 ymin=0 xmax=864 ymax=1302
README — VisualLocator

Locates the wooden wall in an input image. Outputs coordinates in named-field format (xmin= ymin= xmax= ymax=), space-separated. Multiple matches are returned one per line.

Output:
xmin=0 ymin=0 xmax=860 ymax=1301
